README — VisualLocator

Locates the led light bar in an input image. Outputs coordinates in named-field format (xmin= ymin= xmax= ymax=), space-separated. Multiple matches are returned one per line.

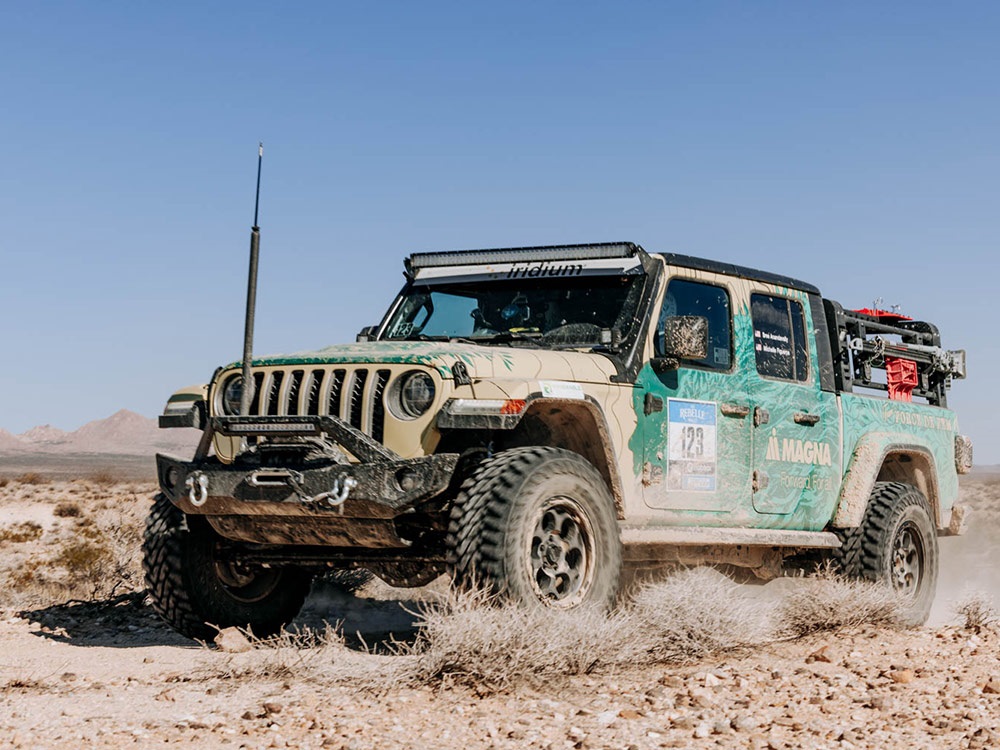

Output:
xmin=407 ymin=242 xmax=639 ymax=272
xmin=224 ymin=422 xmax=318 ymax=434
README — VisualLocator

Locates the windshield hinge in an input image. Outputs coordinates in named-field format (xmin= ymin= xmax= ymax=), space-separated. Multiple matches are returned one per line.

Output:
xmin=452 ymin=361 xmax=472 ymax=386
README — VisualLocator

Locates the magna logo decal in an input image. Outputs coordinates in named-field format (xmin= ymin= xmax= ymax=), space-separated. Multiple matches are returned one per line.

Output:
xmin=765 ymin=429 xmax=832 ymax=467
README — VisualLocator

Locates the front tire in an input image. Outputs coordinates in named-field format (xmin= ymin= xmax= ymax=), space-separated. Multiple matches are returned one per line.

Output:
xmin=142 ymin=494 xmax=313 ymax=641
xmin=836 ymin=482 xmax=938 ymax=626
xmin=447 ymin=447 xmax=621 ymax=610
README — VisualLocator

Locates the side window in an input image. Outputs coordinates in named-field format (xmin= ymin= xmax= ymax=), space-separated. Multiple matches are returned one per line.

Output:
xmin=750 ymin=294 xmax=809 ymax=382
xmin=658 ymin=278 xmax=732 ymax=370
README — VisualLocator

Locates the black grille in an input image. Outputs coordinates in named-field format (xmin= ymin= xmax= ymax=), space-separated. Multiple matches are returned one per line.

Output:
xmin=234 ymin=366 xmax=395 ymax=439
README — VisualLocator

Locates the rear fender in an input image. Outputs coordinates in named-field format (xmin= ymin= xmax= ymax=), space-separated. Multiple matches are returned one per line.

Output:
xmin=832 ymin=433 xmax=941 ymax=528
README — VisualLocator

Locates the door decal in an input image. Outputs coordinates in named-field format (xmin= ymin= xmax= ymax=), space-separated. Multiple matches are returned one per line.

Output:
xmin=667 ymin=399 xmax=718 ymax=492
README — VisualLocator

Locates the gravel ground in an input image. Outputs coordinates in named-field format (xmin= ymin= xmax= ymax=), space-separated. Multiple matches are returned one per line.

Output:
xmin=0 ymin=473 xmax=998 ymax=749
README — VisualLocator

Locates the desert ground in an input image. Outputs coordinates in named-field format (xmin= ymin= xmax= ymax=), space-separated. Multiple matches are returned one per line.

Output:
xmin=1 ymin=462 xmax=998 ymax=750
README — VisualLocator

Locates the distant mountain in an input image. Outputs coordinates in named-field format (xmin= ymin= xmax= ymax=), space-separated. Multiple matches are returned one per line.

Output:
xmin=0 ymin=410 xmax=200 ymax=456
xmin=20 ymin=424 xmax=69 ymax=445
xmin=0 ymin=428 xmax=25 ymax=452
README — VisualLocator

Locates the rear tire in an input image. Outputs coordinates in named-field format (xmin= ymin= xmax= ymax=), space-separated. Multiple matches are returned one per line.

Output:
xmin=447 ymin=447 xmax=621 ymax=610
xmin=835 ymin=482 xmax=938 ymax=626
xmin=142 ymin=494 xmax=313 ymax=641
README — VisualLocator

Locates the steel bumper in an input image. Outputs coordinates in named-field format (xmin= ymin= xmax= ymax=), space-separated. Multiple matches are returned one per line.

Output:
xmin=156 ymin=452 xmax=459 ymax=520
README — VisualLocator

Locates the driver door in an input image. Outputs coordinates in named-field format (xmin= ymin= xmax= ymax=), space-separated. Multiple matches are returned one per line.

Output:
xmin=641 ymin=275 xmax=753 ymax=513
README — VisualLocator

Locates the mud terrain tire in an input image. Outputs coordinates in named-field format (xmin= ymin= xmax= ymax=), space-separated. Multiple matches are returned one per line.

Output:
xmin=447 ymin=447 xmax=621 ymax=610
xmin=836 ymin=482 xmax=938 ymax=627
xmin=142 ymin=494 xmax=312 ymax=641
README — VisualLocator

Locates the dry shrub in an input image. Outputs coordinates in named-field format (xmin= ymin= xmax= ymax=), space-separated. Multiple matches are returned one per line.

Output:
xmin=54 ymin=540 xmax=111 ymax=578
xmin=6 ymin=504 xmax=145 ymax=605
xmin=2 ymin=676 xmax=45 ymax=692
xmin=334 ymin=570 xmax=771 ymax=690
xmin=397 ymin=570 xmax=905 ymax=689
xmin=8 ymin=559 xmax=43 ymax=590
xmin=53 ymin=502 xmax=83 ymax=518
xmin=954 ymin=592 xmax=997 ymax=632
xmin=199 ymin=568 xmax=912 ymax=693
xmin=629 ymin=568 xmax=774 ymax=660
xmin=211 ymin=625 xmax=381 ymax=684
xmin=0 ymin=476 xmax=10 ymax=489
xmin=0 ymin=522 xmax=44 ymax=544
xmin=81 ymin=508 xmax=145 ymax=597
xmin=774 ymin=574 xmax=903 ymax=637
xmin=391 ymin=587 xmax=646 ymax=689
xmin=88 ymin=469 xmax=121 ymax=487
xmin=16 ymin=472 xmax=45 ymax=486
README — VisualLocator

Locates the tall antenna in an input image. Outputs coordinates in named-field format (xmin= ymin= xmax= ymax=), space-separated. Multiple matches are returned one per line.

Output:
xmin=240 ymin=143 xmax=264 ymax=416
xmin=253 ymin=142 xmax=263 ymax=227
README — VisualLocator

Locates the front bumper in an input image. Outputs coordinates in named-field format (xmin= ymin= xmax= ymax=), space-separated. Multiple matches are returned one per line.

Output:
xmin=156 ymin=451 xmax=459 ymax=547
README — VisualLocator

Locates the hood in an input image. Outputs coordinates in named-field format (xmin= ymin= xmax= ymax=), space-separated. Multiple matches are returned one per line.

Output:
xmin=232 ymin=341 xmax=618 ymax=383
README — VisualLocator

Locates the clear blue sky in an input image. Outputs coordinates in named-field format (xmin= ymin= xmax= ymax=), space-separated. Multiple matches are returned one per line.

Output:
xmin=1 ymin=2 xmax=997 ymax=461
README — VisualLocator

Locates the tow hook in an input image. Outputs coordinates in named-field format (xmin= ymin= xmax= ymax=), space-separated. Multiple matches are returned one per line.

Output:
xmin=185 ymin=472 xmax=209 ymax=507
xmin=299 ymin=476 xmax=358 ymax=514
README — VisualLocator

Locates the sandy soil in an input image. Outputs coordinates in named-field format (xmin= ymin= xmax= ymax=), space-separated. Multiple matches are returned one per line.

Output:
xmin=1 ymin=470 xmax=999 ymax=749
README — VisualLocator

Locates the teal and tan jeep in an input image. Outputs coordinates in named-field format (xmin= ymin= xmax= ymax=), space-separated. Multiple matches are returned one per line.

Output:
xmin=146 ymin=242 xmax=971 ymax=638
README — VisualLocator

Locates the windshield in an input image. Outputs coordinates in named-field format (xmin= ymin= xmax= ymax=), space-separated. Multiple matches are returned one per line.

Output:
xmin=382 ymin=274 xmax=645 ymax=348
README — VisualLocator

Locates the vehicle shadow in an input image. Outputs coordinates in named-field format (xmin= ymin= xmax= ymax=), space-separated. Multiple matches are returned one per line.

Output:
xmin=292 ymin=577 xmax=425 ymax=651
xmin=17 ymin=579 xmax=425 ymax=651
xmin=17 ymin=591 xmax=195 ymax=649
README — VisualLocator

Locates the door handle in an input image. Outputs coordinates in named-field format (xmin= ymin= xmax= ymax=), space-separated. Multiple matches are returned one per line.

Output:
xmin=720 ymin=403 xmax=750 ymax=418
xmin=794 ymin=412 xmax=821 ymax=426
xmin=644 ymin=393 xmax=664 ymax=415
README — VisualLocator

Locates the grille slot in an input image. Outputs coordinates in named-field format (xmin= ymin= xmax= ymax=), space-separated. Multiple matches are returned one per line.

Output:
xmin=286 ymin=370 xmax=304 ymax=415
xmin=327 ymin=369 xmax=346 ymax=418
xmin=348 ymin=370 xmax=368 ymax=430
xmin=266 ymin=371 xmax=284 ymax=416
xmin=371 ymin=369 xmax=391 ymax=443
xmin=305 ymin=369 xmax=324 ymax=415
xmin=250 ymin=372 xmax=265 ymax=414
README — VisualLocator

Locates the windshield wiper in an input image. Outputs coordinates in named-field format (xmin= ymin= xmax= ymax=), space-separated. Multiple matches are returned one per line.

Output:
xmin=474 ymin=332 xmax=542 ymax=347
xmin=401 ymin=334 xmax=478 ymax=345
xmin=402 ymin=334 xmax=449 ymax=341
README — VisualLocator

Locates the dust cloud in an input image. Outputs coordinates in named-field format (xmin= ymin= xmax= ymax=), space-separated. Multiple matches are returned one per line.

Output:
xmin=930 ymin=473 xmax=1000 ymax=626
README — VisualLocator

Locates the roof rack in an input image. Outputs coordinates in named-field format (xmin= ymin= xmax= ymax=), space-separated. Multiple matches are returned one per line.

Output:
xmin=825 ymin=301 xmax=966 ymax=407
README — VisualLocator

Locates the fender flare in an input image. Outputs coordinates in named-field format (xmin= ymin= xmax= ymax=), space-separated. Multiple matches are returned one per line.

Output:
xmin=831 ymin=433 xmax=940 ymax=528
xmin=438 ymin=393 xmax=626 ymax=517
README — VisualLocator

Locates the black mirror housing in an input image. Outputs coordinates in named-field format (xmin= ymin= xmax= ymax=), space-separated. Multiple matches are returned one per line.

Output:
xmin=661 ymin=315 xmax=709 ymax=360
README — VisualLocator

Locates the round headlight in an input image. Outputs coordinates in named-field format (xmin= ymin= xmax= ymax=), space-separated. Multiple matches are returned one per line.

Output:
xmin=394 ymin=371 xmax=436 ymax=419
xmin=220 ymin=375 xmax=244 ymax=415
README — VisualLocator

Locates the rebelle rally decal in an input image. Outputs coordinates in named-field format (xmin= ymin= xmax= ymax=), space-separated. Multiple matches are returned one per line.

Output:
xmin=667 ymin=399 xmax=718 ymax=492
xmin=764 ymin=429 xmax=833 ymax=466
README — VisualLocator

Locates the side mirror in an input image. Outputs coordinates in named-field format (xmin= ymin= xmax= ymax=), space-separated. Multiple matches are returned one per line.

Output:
xmin=356 ymin=325 xmax=378 ymax=342
xmin=651 ymin=315 xmax=709 ymax=372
